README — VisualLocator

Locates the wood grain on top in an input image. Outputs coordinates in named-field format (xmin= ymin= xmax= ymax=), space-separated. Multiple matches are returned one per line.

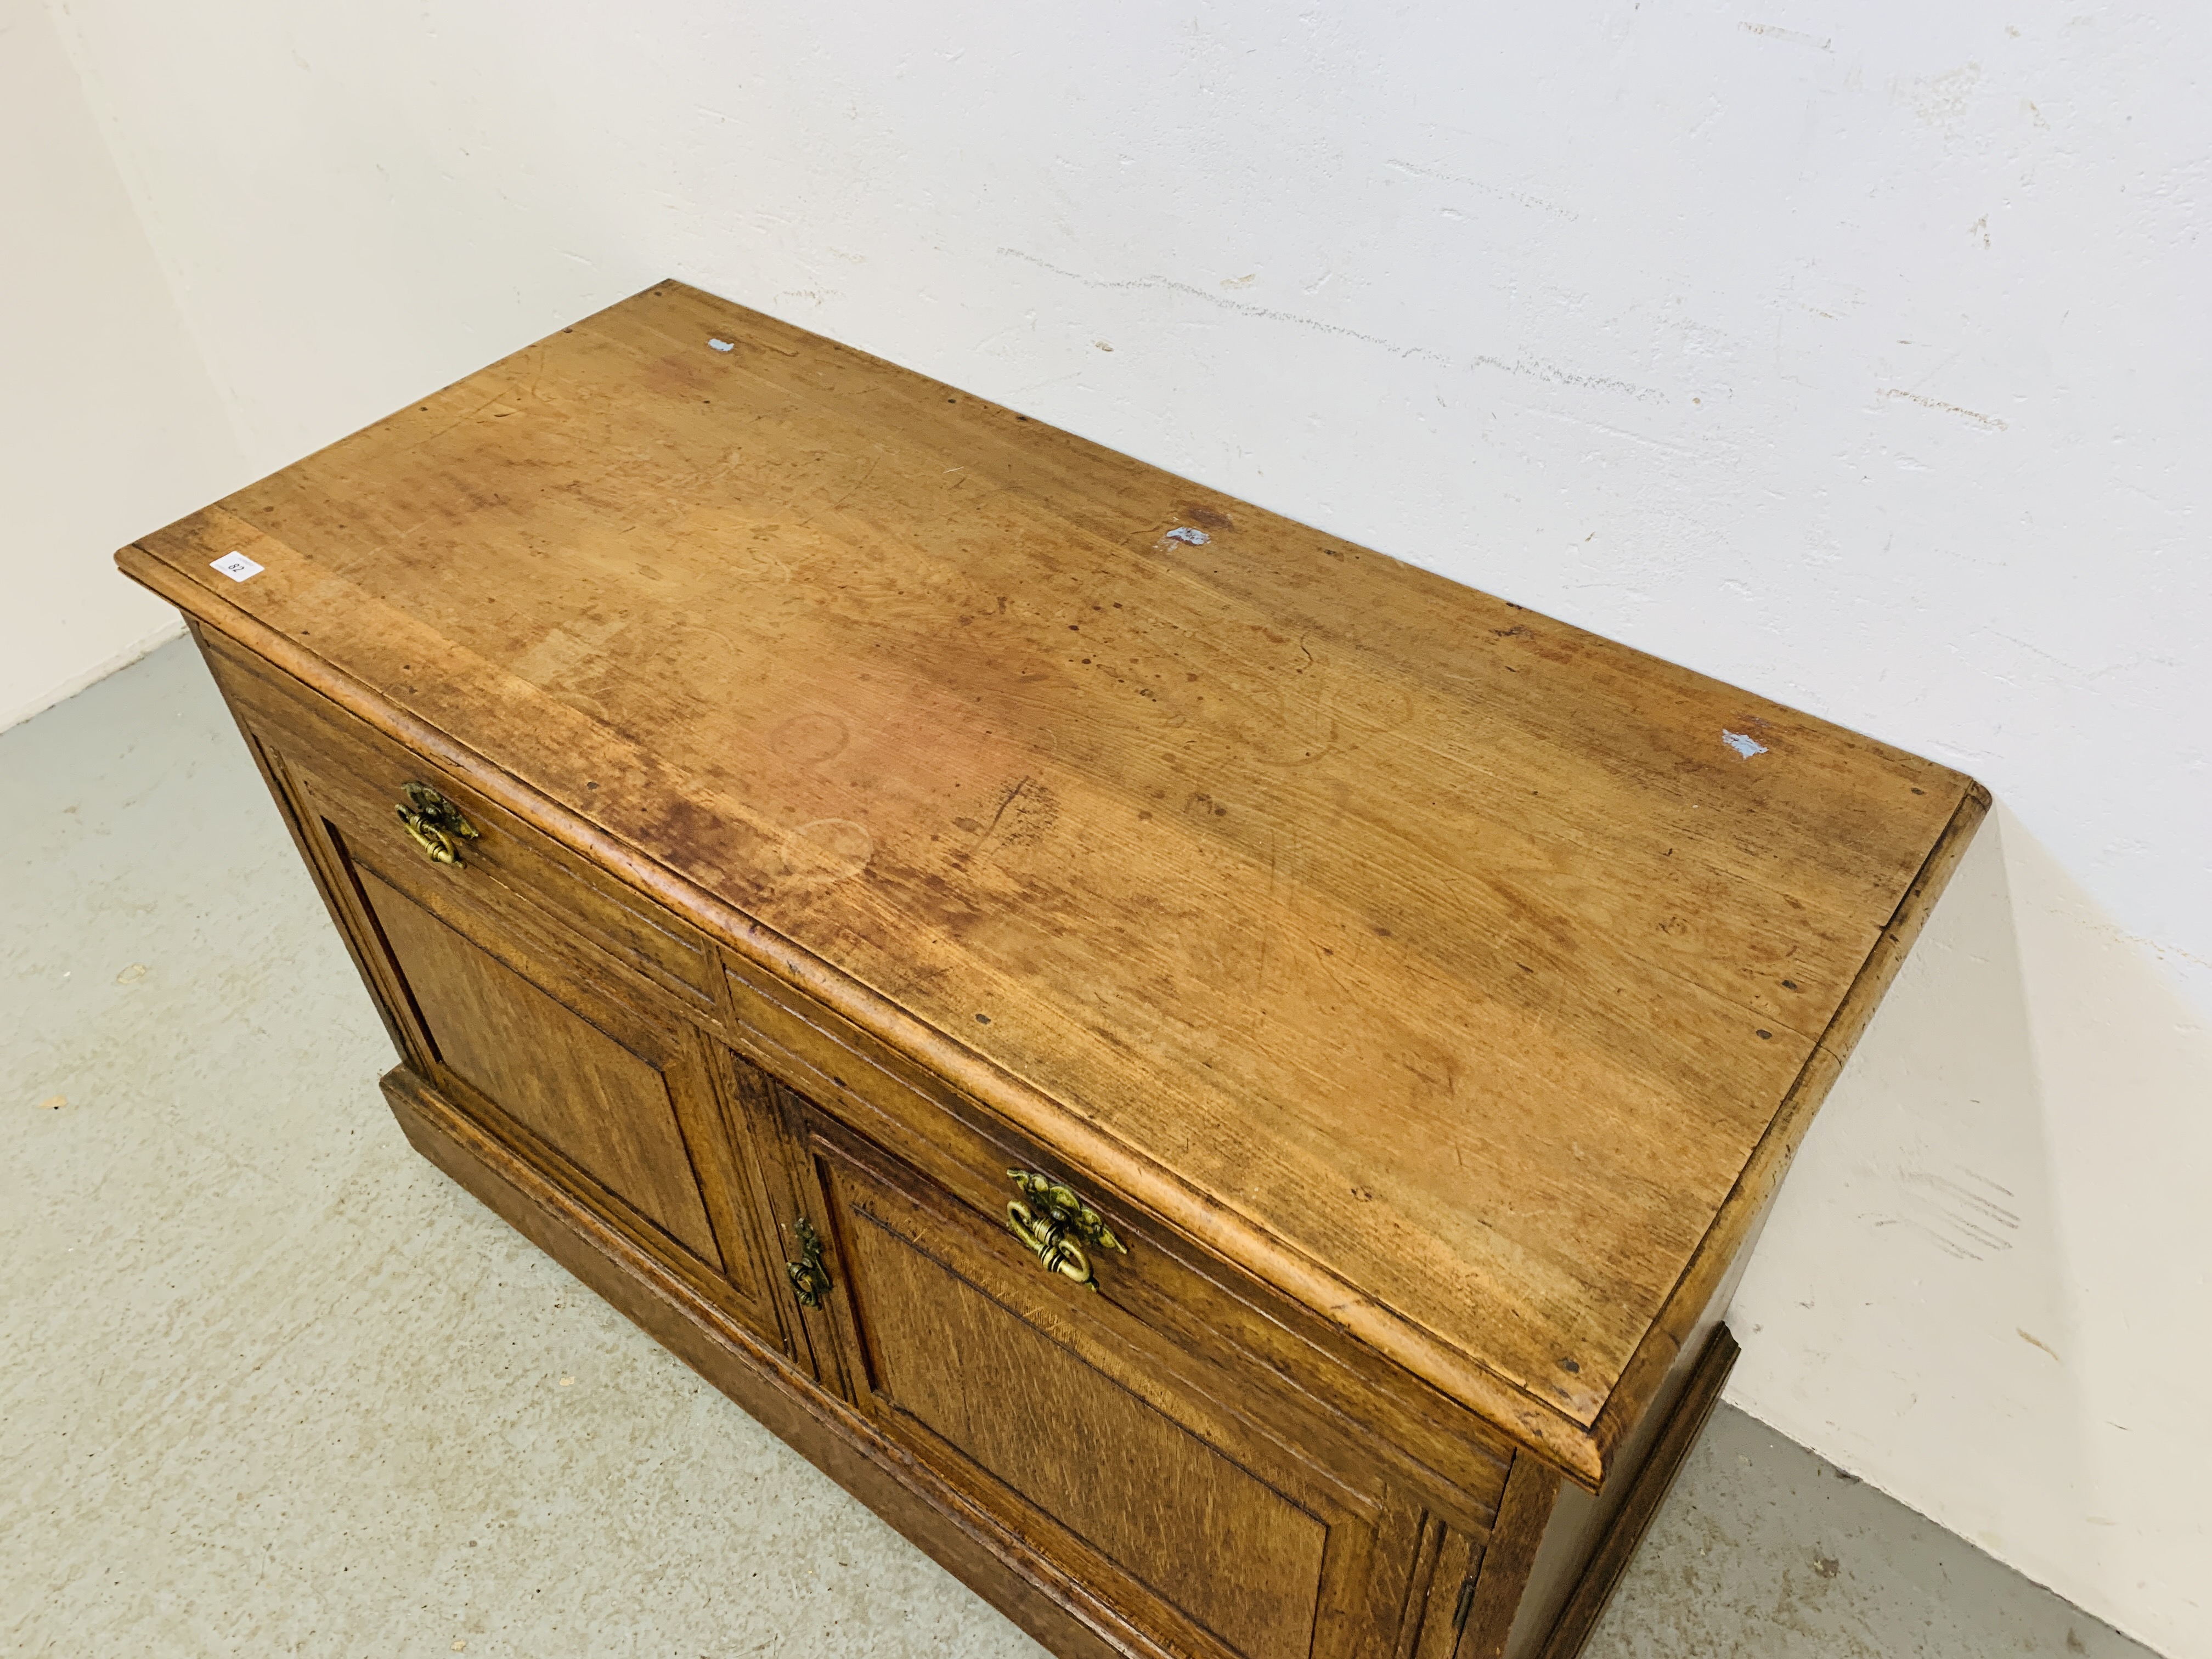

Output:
xmin=120 ymin=281 xmax=1983 ymax=1481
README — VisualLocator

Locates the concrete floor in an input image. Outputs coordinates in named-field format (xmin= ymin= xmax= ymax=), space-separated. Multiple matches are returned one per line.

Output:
xmin=2 ymin=638 xmax=2163 ymax=1659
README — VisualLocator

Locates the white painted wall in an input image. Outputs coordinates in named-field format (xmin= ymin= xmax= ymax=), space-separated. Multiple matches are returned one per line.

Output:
xmin=0 ymin=0 xmax=250 ymax=729
xmin=25 ymin=0 xmax=2210 ymax=1649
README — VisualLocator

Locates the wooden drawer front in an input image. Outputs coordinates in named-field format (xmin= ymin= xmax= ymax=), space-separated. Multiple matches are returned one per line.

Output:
xmin=799 ymin=1116 xmax=1392 ymax=1659
xmin=198 ymin=628 xmax=724 ymax=1028
xmin=720 ymin=955 xmax=1515 ymax=1525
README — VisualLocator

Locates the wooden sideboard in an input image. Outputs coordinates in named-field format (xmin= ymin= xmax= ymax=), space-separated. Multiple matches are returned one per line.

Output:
xmin=118 ymin=280 xmax=1985 ymax=1659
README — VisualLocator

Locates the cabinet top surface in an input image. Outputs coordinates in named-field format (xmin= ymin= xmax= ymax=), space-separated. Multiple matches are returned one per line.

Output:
xmin=127 ymin=281 xmax=1979 ymax=1472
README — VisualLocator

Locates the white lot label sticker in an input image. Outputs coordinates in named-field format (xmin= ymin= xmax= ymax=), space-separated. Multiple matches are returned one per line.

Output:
xmin=210 ymin=551 xmax=264 ymax=582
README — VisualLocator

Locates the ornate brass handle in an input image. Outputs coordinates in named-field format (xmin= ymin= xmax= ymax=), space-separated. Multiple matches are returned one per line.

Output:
xmin=396 ymin=782 xmax=479 ymax=866
xmin=786 ymin=1217 xmax=830 ymax=1308
xmin=1005 ymin=1170 xmax=1126 ymax=1291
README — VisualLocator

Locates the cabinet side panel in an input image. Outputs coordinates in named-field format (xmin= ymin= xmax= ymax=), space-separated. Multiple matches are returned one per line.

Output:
xmin=1523 ymin=1327 xmax=1739 ymax=1659
xmin=1511 ymin=1216 xmax=1764 ymax=1659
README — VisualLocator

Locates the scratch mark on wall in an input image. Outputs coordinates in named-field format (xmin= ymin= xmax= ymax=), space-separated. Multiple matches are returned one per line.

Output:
xmin=1741 ymin=21 xmax=1832 ymax=51
xmin=1000 ymin=248 xmax=1664 ymax=404
xmin=2018 ymin=1328 xmax=2063 ymax=1362
xmin=1878 ymin=387 xmax=2009 ymax=430
xmin=1528 ymin=405 xmax=1705 ymax=459
xmin=1383 ymin=158 xmax=1579 ymax=220
xmin=1873 ymin=1165 xmax=2022 ymax=1261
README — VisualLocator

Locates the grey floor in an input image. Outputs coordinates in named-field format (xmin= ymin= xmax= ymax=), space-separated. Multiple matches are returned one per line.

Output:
xmin=2 ymin=638 xmax=2161 ymax=1659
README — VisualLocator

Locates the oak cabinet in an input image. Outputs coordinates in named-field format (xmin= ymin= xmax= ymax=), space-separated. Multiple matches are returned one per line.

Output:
xmin=121 ymin=280 xmax=1985 ymax=1658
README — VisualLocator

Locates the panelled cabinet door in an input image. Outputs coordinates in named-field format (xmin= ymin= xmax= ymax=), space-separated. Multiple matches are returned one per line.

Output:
xmin=266 ymin=744 xmax=788 ymax=1351
xmin=737 ymin=1053 xmax=1409 ymax=1659
xmin=358 ymin=865 xmax=720 ymax=1252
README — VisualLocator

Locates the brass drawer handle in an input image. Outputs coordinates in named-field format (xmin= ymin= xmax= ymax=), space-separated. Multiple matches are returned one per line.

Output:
xmin=396 ymin=782 xmax=480 ymax=866
xmin=1005 ymin=1170 xmax=1126 ymax=1291
xmin=786 ymin=1217 xmax=831 ymax=1308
